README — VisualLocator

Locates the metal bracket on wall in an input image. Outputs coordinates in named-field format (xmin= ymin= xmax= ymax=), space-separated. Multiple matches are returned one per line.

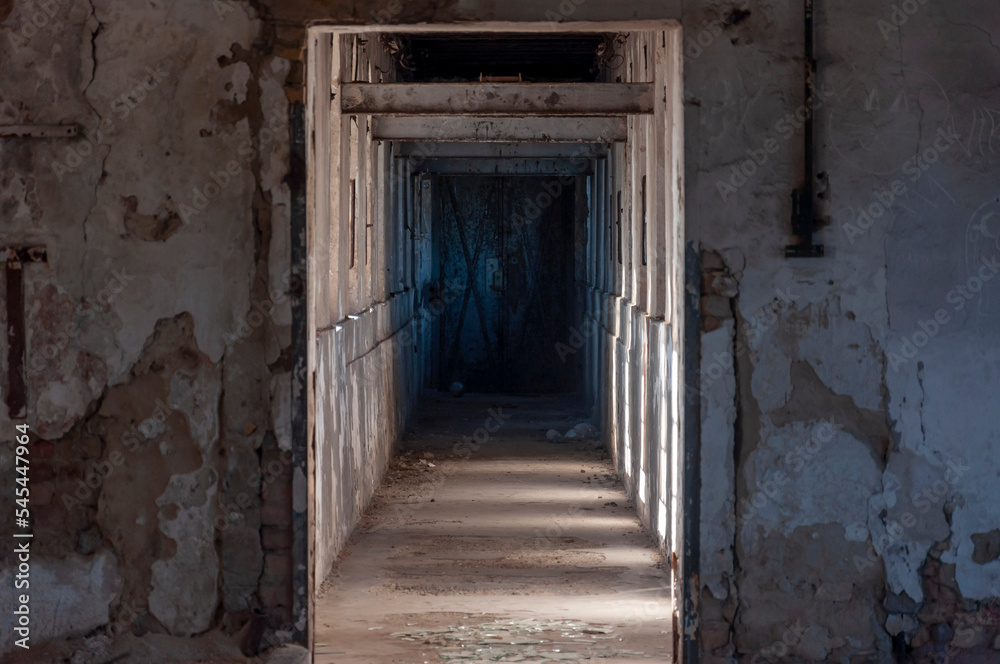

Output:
xmin=786 ymin=188 xmax=824 ymax=258
xmin=785 ymin=0 xmax=825 ymax=259
xmin=0 ymin=125 xmax=79 ymax=138
xmin=4 ymin=246 xmax=48 ymax=419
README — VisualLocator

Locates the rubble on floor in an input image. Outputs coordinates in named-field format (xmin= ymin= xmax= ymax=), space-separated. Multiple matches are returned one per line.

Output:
xmin=546 ymin=422 xmax=601 ymax=445
xmin=390 ymin=618 xmax=656 ymax=661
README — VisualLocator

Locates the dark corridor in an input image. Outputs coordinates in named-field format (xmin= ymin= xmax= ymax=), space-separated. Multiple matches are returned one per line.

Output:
xmin=432 ymin=176 xmax=580 ymax=393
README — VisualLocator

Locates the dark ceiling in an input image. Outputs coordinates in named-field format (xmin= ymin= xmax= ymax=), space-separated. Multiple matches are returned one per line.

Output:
xmin=391 ymin=33 xmax=610 ymax=82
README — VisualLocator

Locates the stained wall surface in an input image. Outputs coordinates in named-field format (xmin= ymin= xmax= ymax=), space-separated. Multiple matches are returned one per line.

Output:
xmin=0 ymin=0 xmax=998 ymax=661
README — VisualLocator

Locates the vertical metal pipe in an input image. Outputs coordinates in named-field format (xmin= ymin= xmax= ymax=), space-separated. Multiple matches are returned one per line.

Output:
xmin=804 ymin=0 xmax=815 ymax=190
xmin=786 ymin=0 xmax=825 ymax=258
xmin=5 ymin=259 xmax=25 ymax=419
xmin=681 ymin=242 xmax=702 ymax=664
xmin=288 ymin=101 xmax=310 ymax=647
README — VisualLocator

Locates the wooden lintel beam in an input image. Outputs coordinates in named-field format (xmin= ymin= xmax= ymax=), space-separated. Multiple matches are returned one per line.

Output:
xmin=408 ymin=158 xmax=594 ymax=175
xmin=341 ymin=83 xmax=654 ymax=116
xmin=372 ymin=117 xmax=627 ymax=143
xmin=394 ymin=142 xmax=607 ymax=160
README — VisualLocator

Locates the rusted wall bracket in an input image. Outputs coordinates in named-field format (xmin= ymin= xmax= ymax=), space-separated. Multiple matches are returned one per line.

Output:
xmin=4 ymin=246 xmax=48 ymax=419
xmin=0 ymin=124 xmax=79 ymax=138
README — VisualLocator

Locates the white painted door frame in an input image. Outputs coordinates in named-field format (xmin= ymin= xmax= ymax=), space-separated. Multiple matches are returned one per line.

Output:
xmin=302 ymin=20 xmax=691 ymax=662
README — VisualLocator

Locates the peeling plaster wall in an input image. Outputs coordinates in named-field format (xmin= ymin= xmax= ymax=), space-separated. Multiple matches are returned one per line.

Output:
xmin=0 ymin=0 xmax=295 ymax=651
xmin=686 ymin=0 xmax=1000 ymax=661
xmin=2 ymin=0 xmax=999 ymax=659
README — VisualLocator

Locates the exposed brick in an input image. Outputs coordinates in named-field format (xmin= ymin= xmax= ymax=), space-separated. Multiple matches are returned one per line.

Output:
xmin=34 ymin=440 xmax=56 ymax=459
xmin=701 ymin=295 xmax=734 ymax=320
xmin=710 ymin=274 xmax=739 ymax=298
xmin=31 ymin=461 xmax=56 ymax=482
xmin=259 ymin=582 xmax=292 ymax=610
xmin=33 ymin=481 xmax=54 ymax=506
xmin=261 ymin=502 xmax=290 ymax=527
xmin=701 ymin=250 xmax=725 ymax=270
xmin=262 ymin=525 xmax=292 ymax=551
xmin=262 ymin=470 xmax=292 ymax=504
xmin=263 ymin=551 xmax=292 ymax=580
xmin=701 ymin=621 xmax=730 ymax=652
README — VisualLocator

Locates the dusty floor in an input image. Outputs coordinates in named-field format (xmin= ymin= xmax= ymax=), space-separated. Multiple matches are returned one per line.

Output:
xmin=313 ymin=394 xmax=673 ymax=663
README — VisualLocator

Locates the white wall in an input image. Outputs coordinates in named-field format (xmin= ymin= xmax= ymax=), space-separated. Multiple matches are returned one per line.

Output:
xmin=309 ymin=32 xmax=423 ymax=585
xmin=585 ymin=29 xmax=685 ymax=562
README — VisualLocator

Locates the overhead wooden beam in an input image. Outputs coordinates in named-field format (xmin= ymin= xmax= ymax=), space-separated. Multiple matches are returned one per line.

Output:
xmin=341 ymin=83 xmax=654 ymax=116
xmin=315 ymin=21 xmax=680 ymax=35
xmin=394 ymin=142 xmax=607 ymax=159
xmin=372 ymin=117 xmax=627 ymax=143
xmin=408 ymin=158 xmax=594 ymax=175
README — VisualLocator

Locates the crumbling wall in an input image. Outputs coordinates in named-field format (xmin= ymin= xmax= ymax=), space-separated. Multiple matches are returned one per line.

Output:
xmin=3 ymin=0 xmax=999 ymax=660
xmin=0 ymin=0 xmax=297 ymax=651
xmin=688 ymin=0 xmax=1000 ymax=661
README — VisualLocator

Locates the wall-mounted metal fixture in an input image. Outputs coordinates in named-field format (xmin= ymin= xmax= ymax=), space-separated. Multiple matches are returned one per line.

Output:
xmin=0 ymin=124 xmax=78 ymax=138
xmin=786 ymin=0 xmax=825 ymax=258
xmin=4 ymin=246 xmax=48 ymax=419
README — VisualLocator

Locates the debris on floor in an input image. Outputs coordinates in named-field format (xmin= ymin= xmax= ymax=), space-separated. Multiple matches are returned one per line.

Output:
xmin=546 ymin=423 xmax=600 ymax=445
xmin=564 ymin=423 xmax=599 ymax=440
xmin=314 ymin=396 xmax=670 ymax=663
xmin=390 ymin=618 xmax=653 ymax=661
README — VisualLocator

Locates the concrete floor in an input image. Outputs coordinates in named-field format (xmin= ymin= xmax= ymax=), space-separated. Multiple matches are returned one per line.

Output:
xmin=313 ymin=394 xmax=673 ymax=663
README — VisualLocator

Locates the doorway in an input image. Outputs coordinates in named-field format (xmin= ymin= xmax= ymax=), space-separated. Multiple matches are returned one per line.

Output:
xmin=433 ymin=176 xmax=579 ymax=393
xmin=302 ymin=22 xmax=690 ymax=663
